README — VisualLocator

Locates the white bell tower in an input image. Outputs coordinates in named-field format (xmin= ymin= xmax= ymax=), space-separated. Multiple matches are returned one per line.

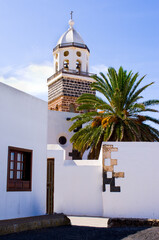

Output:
xmin=47 ymin=13 xmax=95 ymax=112
xmin=53 ymin=15 xmax=90 ymax=74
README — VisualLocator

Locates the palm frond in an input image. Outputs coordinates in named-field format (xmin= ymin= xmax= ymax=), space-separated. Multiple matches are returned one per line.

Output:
xmin=69 ymin=66 xmax=159 ymax=159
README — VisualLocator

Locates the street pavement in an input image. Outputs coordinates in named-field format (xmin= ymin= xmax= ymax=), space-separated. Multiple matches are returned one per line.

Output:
xmin=1 ymin=225 xmax=159 ymax=240
xmin=1 ymin=216 xmax=159 ymax=240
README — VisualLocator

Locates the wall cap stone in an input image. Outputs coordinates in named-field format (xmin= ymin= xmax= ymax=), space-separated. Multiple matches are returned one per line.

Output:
xmin=108 ymin=218 xmax=159 ymax=228
xmin=0 ymin=214 xmax=71 ymax=236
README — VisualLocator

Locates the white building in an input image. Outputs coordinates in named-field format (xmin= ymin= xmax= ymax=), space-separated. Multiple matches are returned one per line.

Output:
xmin=0 ymin=83 xmax=48 ymax=220
xmin=0 ymin=16 xmax=159 ymax=221
xmin=0 ymin=16 xmax=93 ymax=220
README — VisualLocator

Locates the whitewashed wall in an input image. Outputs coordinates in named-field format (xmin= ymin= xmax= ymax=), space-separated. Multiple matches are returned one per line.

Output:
xmin=53 ymin=47 xmax=89 ymax=73
xmin=0 ymin=83 xmax=48 ymax=220
xmin=48 ymin=110 xmax=77 ymax=160
xmin=47 ymin=144 xmax=103 ymax=217
xmin=102 ymin=142 xmax=159 ymax=219
xmin=51 ymin=141 xmax=159 ymax=219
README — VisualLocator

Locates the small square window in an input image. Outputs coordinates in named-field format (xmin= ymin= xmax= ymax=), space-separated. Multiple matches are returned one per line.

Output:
xmin=7 ymin=147 xmax=32 ymax=191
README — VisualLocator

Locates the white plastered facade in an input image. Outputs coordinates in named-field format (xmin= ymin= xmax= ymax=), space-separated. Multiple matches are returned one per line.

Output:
xmin=53 ymin=47 xmax=89 ymax=73
xmin=48 ymin=110 xmax=76 ymax=160
xmin=49 ymin=142 xmax=159 ymax=219
xmin=0 ymin=83 xmax=48 ymax=220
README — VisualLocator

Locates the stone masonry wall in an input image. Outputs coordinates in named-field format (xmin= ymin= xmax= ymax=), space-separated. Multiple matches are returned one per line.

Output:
xmin=62 ymin=78 xmax=95 ymax=97
xmin=48 ymin=95 xmax=84 ymax=113
xmin=48 ymin=77 xmax=95 ymax=102
xmin=48 ymin=79 xmax=63 ymax=102
xmin=48 ymin=76 xmax=95 ymax=112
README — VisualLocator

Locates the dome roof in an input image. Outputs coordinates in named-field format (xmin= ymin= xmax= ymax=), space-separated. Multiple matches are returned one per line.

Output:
xmin=57 ymin=19 xmax=85 ymax=45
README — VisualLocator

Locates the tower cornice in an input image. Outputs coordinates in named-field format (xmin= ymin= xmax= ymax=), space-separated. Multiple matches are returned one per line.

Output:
xmin=53 ymin=42 xmax=90 ymax=53
xmin=47 ymin=68 xmax=95 ymax=86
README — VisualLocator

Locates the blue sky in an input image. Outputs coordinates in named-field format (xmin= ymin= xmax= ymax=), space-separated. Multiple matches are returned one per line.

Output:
xmin=0 ymin=0 xmax=159 ymax=107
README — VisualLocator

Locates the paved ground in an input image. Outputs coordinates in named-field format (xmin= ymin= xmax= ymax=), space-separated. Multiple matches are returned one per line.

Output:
xmin=1 ymin=225 xmax=159 ymax=240
xmin=1 ymin=216 xmax=159 ymax=240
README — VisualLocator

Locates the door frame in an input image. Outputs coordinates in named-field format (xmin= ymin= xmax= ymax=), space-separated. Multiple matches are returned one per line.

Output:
xmin=46 ymin=158 xmax=54 ymax=214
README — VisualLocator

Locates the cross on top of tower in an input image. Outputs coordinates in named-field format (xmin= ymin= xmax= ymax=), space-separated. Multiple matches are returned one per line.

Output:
xmin=69 ymin=11 xmax=74 ymax=28
xmin=70 ymin=11 xmax=73 ymax=20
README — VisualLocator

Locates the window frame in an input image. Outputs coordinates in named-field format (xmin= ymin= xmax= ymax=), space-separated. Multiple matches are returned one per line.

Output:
xmin=7 ymin=146 xmax=32 ymax=192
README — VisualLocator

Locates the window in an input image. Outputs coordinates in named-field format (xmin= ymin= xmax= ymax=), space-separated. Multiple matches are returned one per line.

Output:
xmin=59 ymin=136 xmax=67 ymax=145
xmin=63 ymin=60 xmax=69 ymax=70
xmin=64 ymin=51 xmax=69 ymax=57
xmin=7 ymin=147 xmax=32 ymax=191
xmin=76 ymin=60 xmax=81 ymax=72
xmin=76 ymin=51 xmax=81 ymax=57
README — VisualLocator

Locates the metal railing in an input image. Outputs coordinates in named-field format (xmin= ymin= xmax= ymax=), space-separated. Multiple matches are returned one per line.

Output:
xmin=53 ymin=42 xmax=90 ymax=52
xmin=47 ymin=68 xmax=95 ymax=82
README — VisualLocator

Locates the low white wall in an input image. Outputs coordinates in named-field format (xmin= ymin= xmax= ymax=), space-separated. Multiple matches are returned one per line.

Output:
xmin=102 ymin=142 xmax=159 ymax=219
xmin=0 ymin=83 xmax=48 ymax=220
xmin=48 ymin=145 xmax=103 ymax=217
xmin=51 ymin=141 xmax=159 ymax=219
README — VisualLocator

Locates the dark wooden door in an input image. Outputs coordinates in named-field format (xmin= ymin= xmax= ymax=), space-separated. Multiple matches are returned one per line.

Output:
xmin=47 ymin=158 xmax=54 ymax=214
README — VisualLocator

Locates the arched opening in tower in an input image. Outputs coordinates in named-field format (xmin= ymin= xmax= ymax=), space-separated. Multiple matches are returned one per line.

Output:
xmin=76 ymin=60 xmax=81 ymax=72
xmin=63 ymin=60 xmax=69 ymax=70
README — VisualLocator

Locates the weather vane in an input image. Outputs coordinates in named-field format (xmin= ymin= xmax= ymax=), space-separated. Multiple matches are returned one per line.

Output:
xmin=70 ymin=11 xmax=73 ymax=20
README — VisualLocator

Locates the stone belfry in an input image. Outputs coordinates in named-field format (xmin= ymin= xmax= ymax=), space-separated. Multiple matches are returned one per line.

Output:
xmin=47 ymin=13 xmax=95 ymax=112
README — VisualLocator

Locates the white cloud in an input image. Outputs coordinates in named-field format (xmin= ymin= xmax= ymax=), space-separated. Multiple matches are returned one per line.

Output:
xmin=90 ymin=64 xmax=108 ymax=75
xmin=0 ymin=63 xmax=108 ymax=101
xmin=0 ymin=62 xmax=53 ymax=101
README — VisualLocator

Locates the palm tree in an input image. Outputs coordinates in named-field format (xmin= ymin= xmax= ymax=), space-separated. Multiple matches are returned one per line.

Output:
xmin=69 ymin=67 xmax=159 ymax=159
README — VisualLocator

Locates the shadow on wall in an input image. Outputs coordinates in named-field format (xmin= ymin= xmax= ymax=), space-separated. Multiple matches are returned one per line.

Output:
xmin=32 ymin=197 xmax=45 ymax=216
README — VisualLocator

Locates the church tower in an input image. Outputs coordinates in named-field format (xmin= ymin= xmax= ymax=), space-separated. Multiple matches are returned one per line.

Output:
xmin=47 ymin=14 xmax=95 ymax=112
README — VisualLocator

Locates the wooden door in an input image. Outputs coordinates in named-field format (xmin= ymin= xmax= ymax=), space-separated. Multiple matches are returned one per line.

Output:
xmin=46 ymin=158 xmax=54 ymax=214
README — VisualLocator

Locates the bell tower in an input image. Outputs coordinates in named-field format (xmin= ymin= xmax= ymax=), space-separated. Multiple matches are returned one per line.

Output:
xmin=47 ymin=14 xmax=95 ymax=112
